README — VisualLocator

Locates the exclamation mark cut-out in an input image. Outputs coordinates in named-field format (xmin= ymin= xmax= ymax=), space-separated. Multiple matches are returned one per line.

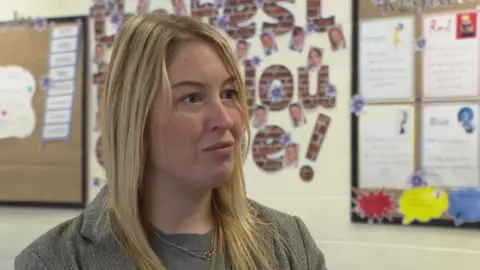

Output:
xmin=299 ymin=113 xmax=331 ymax=182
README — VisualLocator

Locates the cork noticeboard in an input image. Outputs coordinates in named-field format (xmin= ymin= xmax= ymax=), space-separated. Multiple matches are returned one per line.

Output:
xmin=0 ymin=16 xmax=88 ymax=208
xmin=351 ymin=0 xmax=480 ymax=229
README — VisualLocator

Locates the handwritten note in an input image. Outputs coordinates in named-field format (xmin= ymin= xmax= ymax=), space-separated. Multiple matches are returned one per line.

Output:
xmin=359 ymin=17 xmax=414 ymax=101
xmin=359 ymin=105 xmax=415 ymax=188
xmin=0 ymin=66 xmax=36 ymax=140
xmin=421 ymin=104 xmax=480 ymax=188
xmin=422 ymin=12 xmax=479 ymax=98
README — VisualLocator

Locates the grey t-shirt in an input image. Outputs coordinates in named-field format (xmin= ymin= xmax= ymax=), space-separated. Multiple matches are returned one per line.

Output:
xmin=148 ymin=228 xmax=230 ymax=270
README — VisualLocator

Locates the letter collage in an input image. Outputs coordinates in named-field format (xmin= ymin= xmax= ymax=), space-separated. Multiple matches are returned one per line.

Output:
xmin=88 ymin=0 xmax=347 ymax=197
xmin=351 ymin=0 xmax=480 ymax=229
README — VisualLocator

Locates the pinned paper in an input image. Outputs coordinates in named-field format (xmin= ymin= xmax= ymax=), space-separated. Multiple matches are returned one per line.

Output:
xmin=398 ymin=187 xmax=448 ymax=225
xmin=353 ymin=189 xmax=396 ymax=223
xmin=0 ymin=66 xmax=37 ymax=140
xmin=447 ymin=188 xmax=480 ymax=226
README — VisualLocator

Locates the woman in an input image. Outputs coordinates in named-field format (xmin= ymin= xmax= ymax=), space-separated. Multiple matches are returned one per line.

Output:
xmin=15 ymin=14 xmax=326 ymax=270
xmin=308 ymin=47 xmax=323 ymax=70
xmin=328 ymin=26 xmax=346 ymax=52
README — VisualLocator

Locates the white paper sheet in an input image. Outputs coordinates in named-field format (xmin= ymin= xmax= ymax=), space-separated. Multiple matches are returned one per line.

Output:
xmin=422 ymin=11 xmax=479 ymax=98
xmin=421 ymin=104 xmax=480 ymax=187
xmin=358 ymin=105 xmax=415 ymax=188
xmin=359 ymin=17 xmax=415 ymax=101
xmin=0 ymin=66 xmax=36 ymax=140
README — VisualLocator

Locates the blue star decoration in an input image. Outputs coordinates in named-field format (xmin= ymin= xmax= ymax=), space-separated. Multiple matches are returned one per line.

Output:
xmin=415 ymin=37 xmax=427 ymax=51
xmin=307 ymin=20 xmax=317 ymax=34
xmin=111 ymin=11 xmax=123 ymax=28
xmin=326 ymin=84 xmax=337 ymax=98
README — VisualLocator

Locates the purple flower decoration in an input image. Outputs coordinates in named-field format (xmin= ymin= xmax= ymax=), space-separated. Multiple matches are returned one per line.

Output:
xmin=371 ymin=0 xmax=382 ymax=5
xmin=107 ymin=0 xmax=116 ymax=11
xmin=252 ymin=56 xmax=262 ymax=67
xmin=415 ymin=37 xmax=427 ymax=51
xmin=307 ymin=20 xmax=317 ymax=34
xmin=283 ymin=133 xmax=293 ymax=146
xmin=34 ymin=18 xmax=47 ymax=32
xmin=111 ymin=11 xmax=123 ymax=28
xmin=93 ymin=178 xmax=101 ymax=187
xmin=268 ymin=84 xmax=286 ymax=103
xmin=350 ymin=94 xmax=366 ymax=116
xmin=216 ymin=16 xmax=229 ymax=31
xmin=41 ymin=76 xmax=52 ymax=91
xmin=409 ymin=171 xmax=425 ymax=188
xmin=326 ymin=84 xmax=337 ymax=98
xmin=255 ymin=0 xmax=264 ymax=8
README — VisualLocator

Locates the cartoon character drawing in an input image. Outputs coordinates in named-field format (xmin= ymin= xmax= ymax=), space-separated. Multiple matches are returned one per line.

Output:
xmin=394 ymin=22 xmax=403 ymax=47
xmin=458 ymin=107 xmax=475 ymax=134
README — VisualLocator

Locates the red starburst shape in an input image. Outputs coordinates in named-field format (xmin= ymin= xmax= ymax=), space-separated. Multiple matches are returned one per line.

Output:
xmin=353 ymin=189 xmax=396 ymax=223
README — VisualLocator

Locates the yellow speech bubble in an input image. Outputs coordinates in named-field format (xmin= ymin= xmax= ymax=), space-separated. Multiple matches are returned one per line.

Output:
xmin=398 ymin=187 xmax=449 ymax=225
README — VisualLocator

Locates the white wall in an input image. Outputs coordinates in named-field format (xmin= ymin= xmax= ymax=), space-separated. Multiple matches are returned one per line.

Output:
xmin=1 ymin=1 xmax=479 ymax=270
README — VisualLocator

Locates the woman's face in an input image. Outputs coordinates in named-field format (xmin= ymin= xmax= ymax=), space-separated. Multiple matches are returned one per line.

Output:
xmin=331 ymin=29 xmax=343 ymax=46
xmin=285 ymin=145 xmax=297 ymax=165
xmin=289 ymin=105 xmax=302 ymax=121
xmin=148 ymin=40 xmax=243 ymax=189
xmin=254 ymin=108 xmax=266 ymax=126
xmin=309 ymin=50 xmax=321 ymax=67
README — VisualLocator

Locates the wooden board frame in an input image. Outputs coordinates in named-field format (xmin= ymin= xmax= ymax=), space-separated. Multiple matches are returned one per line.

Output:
xmin=0 ymin=16 xmax=89 ymax=209
xmin=350 ymin=0 xmax=480 ymax=229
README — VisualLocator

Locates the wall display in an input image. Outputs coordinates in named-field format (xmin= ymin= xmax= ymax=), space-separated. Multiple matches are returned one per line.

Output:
xmin=192 ymin=0 xmax=340 ymax=181
xmin=351 ymin=0 xmax=480 ymax=229
xmin=0 ymin=16 xmax=88 ymax=207
xmin=88 ymin=0 xmax=344 ymax=201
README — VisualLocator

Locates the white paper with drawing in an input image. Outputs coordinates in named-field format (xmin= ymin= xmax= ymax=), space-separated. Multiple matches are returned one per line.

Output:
xmin=422 ymin=12 xmax=479 ymax=98
xmin=359 ymin=106 xmax=415 ymax=188
xmin=421 ymin=104 xmax=480 ymax=188
xmin=0 ymin=66 xmax=36 ymax=140
xmin=359 ymin=17 xmax=414 ymax=101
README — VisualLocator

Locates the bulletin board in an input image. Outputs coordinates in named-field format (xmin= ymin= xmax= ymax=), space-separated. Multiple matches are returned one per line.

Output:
xmin=351 ymin=0 xmax=480 ymax=229
xmin=0 ymin=16 xmax=88 ymax=208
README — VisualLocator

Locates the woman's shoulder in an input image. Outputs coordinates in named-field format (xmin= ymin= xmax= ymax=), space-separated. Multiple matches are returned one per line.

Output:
xmin=248 ymin=199 xmax=307 ymax=238
xmin=248 ymin=199 xmax=327 ymax=270
xmin=14 ymin=214 xmax=86 ymax=269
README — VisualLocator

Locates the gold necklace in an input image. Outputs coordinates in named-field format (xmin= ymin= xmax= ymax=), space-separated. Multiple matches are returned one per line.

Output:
xmin=149 ymin=226 xmax=215 ymax=261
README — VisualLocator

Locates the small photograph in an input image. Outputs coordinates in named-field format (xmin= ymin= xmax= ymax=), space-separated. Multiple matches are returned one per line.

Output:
xmin=215 ymin=0 xmax=226 ymax=7
xmin=289 ymin=26 xmax=305 ymax=53
xmin=396 ymin=109 xmax=409 ymax=135
xmin=252 ymin=105 xmax=268 ymax=129
xmin=456 ymin=13 xmax=476 ymax=39
xmin=307 ymin=47 xmax=323 ymax=70
xmin=137 ymin=0 xmax=150 ymax=15
xmin=235 ymin=40 xmax=249 ymax=61
xmin=93 ymin=44 xmax=105 ymax=65
xmin=284 ymin=143 xmax=299 ymax=168
xmin=458 ymin=107 xmax=475 ymax=134
xmin=328 ymin=24 xmax=346 ymax=52
xmin=172 ymin=0 xmax=187 ymax=15
xmin=260 ymin=31 xmax=278 ymax=56
xmin=289 ymin=102 xmax=307 ymax=127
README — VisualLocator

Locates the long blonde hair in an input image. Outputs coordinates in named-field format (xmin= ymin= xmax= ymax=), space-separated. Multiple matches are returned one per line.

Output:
xmin=101 ymin=14 xmax=271 ymax=269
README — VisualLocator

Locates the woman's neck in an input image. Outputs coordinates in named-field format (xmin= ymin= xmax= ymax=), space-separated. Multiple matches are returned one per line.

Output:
xmin=141 ymin=177 xmax=214 ymax=235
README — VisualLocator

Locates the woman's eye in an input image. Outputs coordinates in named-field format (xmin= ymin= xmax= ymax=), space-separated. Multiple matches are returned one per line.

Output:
xmin=222 ymin=89 xmax=236 ymax=99
xmin=183 ymin=94 xmax=200 ymax=104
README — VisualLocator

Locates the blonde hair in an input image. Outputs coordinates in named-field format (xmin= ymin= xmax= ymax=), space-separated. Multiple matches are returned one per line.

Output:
xmin=101 ymin=14 xmax=271 ymax=269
